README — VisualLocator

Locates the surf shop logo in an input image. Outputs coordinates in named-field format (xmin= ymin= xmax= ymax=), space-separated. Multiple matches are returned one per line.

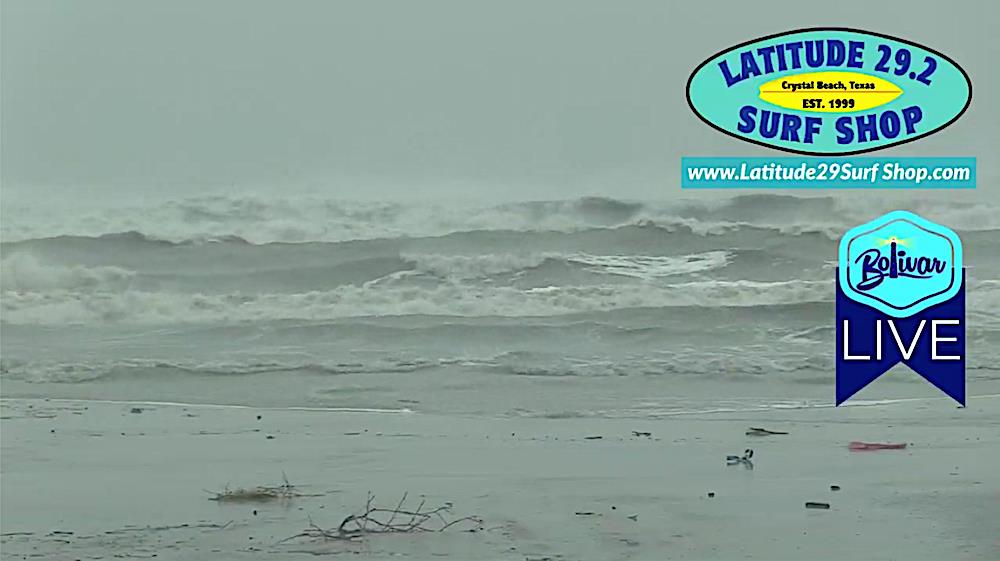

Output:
xmin=836 ymin=211 xmax=965 ymax=404
xmin=686 ymin=28 xmax=972 ymax=155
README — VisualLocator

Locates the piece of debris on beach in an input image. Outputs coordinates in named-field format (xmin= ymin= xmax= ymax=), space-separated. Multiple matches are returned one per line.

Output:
xmin=208 ymin=474 xmax=301 ymax=502
xmin=631 ymin=431 xmax=652 ymax=437
xmin=805 ymin=502 xmax=831 ymax=509
xmin=848 ymin=441 xmax=907 ymax=451
xmin=584 ymin=435 xmax=603 ymax=440
xmin=209 ymin=486 xmax=293 ymax=502
xmin=746 ymin=427 xmax=788 ymax=436
xmin=726 ymin=448 xmax=754 ymax=469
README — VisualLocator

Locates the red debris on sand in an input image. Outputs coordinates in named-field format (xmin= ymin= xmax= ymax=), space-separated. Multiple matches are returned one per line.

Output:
xmin=848 ymin=441 xmax=907 ymax=451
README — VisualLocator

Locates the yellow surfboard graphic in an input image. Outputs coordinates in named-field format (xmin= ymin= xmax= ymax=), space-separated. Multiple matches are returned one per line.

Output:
xmin=759 ymin=72 xmax=902 ymax=113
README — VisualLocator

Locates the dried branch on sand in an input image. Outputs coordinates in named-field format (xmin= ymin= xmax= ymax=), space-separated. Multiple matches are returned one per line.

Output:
xmin=282 ymin=492 xmax=482 ymax=542
xmin=207 ymin=473 xmax=300 ymax=502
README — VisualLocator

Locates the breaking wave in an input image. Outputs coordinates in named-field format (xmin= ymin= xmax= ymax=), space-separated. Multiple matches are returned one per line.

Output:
xmin=1 ymin=278 xmax=832 ymax=325
xmin=4 ymin=194 xmax=999 ymax=244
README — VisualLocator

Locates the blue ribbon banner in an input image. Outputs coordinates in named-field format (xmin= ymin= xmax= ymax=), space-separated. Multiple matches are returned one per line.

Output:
xmin=835 ymin=269 xmax=965 ymax=405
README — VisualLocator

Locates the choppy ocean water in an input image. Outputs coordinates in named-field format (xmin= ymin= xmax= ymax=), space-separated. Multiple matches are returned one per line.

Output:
xmin=2 ymin=194 xmax=998 ymax=416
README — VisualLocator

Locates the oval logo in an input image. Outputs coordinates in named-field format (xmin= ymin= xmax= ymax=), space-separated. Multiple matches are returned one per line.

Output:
xmin=686 ymin=28 xmax=972 ymax=155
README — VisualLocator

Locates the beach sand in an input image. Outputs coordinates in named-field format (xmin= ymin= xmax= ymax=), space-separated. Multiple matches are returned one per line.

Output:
xmin=2 ymin=395 xmax=998 ymax=560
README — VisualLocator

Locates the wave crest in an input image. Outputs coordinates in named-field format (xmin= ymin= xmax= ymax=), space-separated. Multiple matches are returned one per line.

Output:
xmin=0 ymin=253 xmax=135 ymax=292
xmin=1 ymin=279 xmax=832 ymax=325
xmin=5 ymin=194 xmax=998 ymax=244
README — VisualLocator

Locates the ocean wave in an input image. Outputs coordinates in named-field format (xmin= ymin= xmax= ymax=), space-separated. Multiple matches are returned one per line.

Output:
xmin=7 ymin=346 xmax=998 ymax=385
xmin=0 ymin=356 xmax=446 ymax=383
xmin=0 ymin=253 xmax=136 ymax=292
xmin=1 ymin=279 xmax=834 ymax=325
xmin=486 ymin=348 xmax=834 ymax=378
xmin=0 ymin=349 xmax=836 ymax=383
xmin=0 ymin=247 xmax=735 ymax=294
xmin=5 ymin=270 xmax=998 ymax=325
xmin=5 ymin=194 xmax=999 ymax=244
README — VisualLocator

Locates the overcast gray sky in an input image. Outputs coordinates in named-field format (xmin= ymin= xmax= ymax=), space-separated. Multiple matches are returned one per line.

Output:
xmin=2 ymin=0 xmax=996 ymax=201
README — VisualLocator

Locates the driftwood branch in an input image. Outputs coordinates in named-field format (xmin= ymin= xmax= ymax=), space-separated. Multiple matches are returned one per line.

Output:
xmin=281 ymin=492 xmax=481 ymax=543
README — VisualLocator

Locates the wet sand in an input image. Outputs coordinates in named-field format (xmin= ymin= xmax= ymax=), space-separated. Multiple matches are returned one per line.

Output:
xmin=2 ymin=396 xmax=998 ymax=560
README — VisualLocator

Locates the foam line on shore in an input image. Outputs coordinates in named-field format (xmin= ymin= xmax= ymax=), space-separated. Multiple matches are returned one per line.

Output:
xmin=613 ymin=393 xmax=1000 ymax=418
xmin=0 ymin=397 xmax=414 ymax=414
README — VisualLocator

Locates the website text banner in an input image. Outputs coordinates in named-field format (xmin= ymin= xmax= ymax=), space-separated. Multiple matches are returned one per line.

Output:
xmin=681 ymin=157 xmax=975 ymax=189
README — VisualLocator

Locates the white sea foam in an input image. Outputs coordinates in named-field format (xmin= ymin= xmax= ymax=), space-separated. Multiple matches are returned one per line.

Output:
xmin=399 ymin=251 xmax=730 ymax=280
xmin=400 ymin=252 xmax=555 ymax=279
xmin=567 ymin=251 xmax=730 ymax=279
xmin=1 ymin=279 xmax=833 ymax=325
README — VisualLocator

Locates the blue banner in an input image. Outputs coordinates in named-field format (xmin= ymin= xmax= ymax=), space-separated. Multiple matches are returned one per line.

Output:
xmin=836 ymin=270 xmax=965 ymax=405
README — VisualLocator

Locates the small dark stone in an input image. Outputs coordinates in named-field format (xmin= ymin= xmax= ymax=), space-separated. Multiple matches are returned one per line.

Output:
xmin=830 ymin=485 xmax=841 ymax=491
xmin=256 ymin=415 xmax=262 ymax=421
xmin=252 ymin=510 xmax=258 ymax=516
xmin=611 ymin=506 xmax=617 ymax=510
xmin=805 ymin=502 xmax=831 ymax=509
xmin=50 ymin=429 xmax=55 ymax=433
xmin=707 ymin=492 xmax=715 ymax=498
xmin=265 ymin=435 xmax=275 ymax=440
xmin=130 ymin=407 xmax=143 ymax=414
